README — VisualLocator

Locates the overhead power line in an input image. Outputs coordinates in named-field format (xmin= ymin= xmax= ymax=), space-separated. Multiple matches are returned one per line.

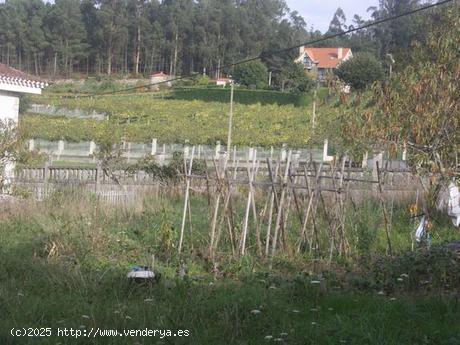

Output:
xmin=79 ymin=0 xmax=455 ymax=98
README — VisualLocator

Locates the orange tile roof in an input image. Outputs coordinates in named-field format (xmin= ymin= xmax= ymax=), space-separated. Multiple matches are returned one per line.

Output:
xmin=304 ymin=48 xmax=351 ymax=69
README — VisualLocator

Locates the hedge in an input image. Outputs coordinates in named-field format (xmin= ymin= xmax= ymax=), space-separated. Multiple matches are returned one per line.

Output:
xmin=169 ymin=87 xmax=312 ymax=107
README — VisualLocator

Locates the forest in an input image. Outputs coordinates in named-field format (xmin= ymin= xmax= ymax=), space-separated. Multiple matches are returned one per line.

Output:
xmin=0 ymin=0 xmax=447 ymax=78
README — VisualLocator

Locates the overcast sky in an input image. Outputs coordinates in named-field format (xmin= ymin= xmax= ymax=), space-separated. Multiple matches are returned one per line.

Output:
xmin=285 ymin=0 xmax=379 ymax=33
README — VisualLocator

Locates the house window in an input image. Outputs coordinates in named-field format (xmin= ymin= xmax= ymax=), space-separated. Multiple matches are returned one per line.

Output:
xmin=303 ymin=56 xmax=313 ymax=69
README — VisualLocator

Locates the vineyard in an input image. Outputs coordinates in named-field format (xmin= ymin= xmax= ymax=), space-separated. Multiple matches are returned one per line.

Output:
xmin=25 ymin=91 xmax=337 ymax=147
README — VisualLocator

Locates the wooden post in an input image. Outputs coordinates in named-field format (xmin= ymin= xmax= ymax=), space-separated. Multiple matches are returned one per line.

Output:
xmin=241 ymin=151 xmax=257 ymax=256
xmin=298 ymin=163 xmax=323 ymax=253
xmin=95 ymin=162 xmax=102 ymax=193
xmin=178 ymin=146 xmax=195 ymax=255
xmin=266 ymin=159 xmax=280 ymax=256
xmin=270 ymin=150 xmax=292 ymax=265
xmin=209 ymin=158 xmax=223 ymax=258
xmin=376 ymin=161 xmax=393 ymax=256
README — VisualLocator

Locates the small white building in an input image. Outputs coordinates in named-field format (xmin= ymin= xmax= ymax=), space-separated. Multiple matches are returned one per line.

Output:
xmin=0 ymin=63 xmax=47 ymax=123
xmin=213 ymin=77 xmax=232 ymax=87
xmin=0 ymin=63 xmax=47 ymax=189
xmin=150 ymin=71 xmax=172 ymax=91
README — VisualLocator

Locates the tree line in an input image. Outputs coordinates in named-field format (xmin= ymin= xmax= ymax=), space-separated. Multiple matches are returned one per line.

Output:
xmin=0 ymin=0 xmax=447 ymax=79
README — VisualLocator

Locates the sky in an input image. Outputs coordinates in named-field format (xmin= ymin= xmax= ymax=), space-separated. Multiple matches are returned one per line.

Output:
xmin=285 ymin=0 xmax=379 ymax=33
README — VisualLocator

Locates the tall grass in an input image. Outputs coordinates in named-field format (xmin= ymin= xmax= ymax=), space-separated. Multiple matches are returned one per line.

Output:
xmin=1 ymin=191 xmax=459 ymax=344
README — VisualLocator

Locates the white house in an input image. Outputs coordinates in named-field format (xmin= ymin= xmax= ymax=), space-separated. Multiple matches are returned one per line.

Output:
xmin=295 ymin=47 xmax=353 ymax=81
xmin=0 ymin=63 xmax=47 ymax=189
xmin=150 ymin=71 xmax=172 ymax=91
xmin=213 ymin=77 xmax=232 ymax=87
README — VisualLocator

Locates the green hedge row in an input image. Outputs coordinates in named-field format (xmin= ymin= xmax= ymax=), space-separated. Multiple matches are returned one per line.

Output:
xmin=169 ymin=87 xmax=312 ymax=107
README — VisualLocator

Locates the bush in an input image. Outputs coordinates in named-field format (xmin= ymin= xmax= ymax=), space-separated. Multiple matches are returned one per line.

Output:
xmin=370 ymin=246 xmax=460 ymax=293
xmin=232 ymin=61 xmax=268 ymax=89
xmin=275 ymin=62 xmax=316 ymax=93
xmin=334 ymin=53 xmax=385 ymax=90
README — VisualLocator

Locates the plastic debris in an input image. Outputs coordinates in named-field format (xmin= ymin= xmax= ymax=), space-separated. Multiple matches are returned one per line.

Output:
xmin=127 ymin=266 xmax=158 ymax=283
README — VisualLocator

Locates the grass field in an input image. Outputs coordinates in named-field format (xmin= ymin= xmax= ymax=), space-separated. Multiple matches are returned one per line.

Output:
xmin=1 ymin=192 xmax=459 ymax=344
xmin=25 ymin=89 xmax=335 ymax=147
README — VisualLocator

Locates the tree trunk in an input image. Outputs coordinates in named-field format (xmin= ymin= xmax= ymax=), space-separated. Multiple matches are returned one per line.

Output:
xmin=173 ymin=30 xmax=178 ymax=76
xmin=107 ymin=26 xmax=113 ymax=75
xmin=53 ymin=52 xmax=57 ymax=77
xmin=134 ymin=14 xmax=141 ymax=75
xmin=65 ymin=40 xmax=69 ymax=75
xmin=107 ymin=45 xmax=112 ymax=75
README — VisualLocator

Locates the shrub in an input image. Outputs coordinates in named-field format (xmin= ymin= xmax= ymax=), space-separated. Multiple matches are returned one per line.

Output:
xmin=232 ymin=61 xmax=268 ymax=89
xmin=334 ymin=53 xmax=385 ymax=90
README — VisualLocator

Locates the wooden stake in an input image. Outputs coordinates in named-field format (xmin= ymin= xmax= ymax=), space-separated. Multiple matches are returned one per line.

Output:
xmin=270 ymin=151 xmax=292 ymax=266
xmin=241 ymin=151 xmax=257 ymax=255
xmin=376 ymin=161 xmax=393 ymax=256
xmin=265 ymin=159 xmax=280 ymax=256
xmin=178 ymin=146 xmax=195 ymax=255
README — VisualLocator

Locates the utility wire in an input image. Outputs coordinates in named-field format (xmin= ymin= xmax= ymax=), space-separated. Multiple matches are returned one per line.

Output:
xmin=78 ymin=0 xmax=455 ymax=98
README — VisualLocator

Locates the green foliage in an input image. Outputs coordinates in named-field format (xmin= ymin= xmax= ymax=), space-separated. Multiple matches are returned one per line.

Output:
xmin=340 ymin=9 xmax=460 ymax=176
xmin=15 ymin=149 xmax=48 ymax=167
xmin=334 ymin=53 xmax=385 ymax=90
xmin=127 ymin=152 xmax=206 ymax=182
xmin=156 ymin=207 xmax=176 ymax=258
xmin=18 ymin=95 xmax=30 ymax=114
xmin=276 ymin=61 xmax=316 ymax=93
xmin=46 ymin=78 xmax=129 ymax=94
xmin=25 ymin=92 xmax=324 ymax=147
xmin=0 ymin=0 xmax=311 ymax=77
xmin=370 ymin=246 xmax=460 ymax=293
xmin=232 ymin=61 xmax=268 ymax=89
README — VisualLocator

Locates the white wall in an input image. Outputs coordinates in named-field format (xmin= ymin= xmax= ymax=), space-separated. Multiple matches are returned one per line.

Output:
xmin=0 ymin=92 xmax=19 ymax=192
xmin=0 ymin=92 xmax=19 ymax=124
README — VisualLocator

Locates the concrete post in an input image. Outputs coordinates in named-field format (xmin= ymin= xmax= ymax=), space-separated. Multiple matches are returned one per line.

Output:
xmin=151 ymin=138 xmax=157 ymax=156
xmin=57 ymin=140 xmax=65 ymax=156
xmin=126 ymin=142 xmax=132 ymax=163
xmin=372 ymin=151 xmax=384 ymax=185
xmin=402 ymin=142 xmax=407 ymax=161
xmin=184 ymin=140 xmax=190 ymax=159
xmin=89 ymin=141 xmax=96 ymax=156
xmin=362 ymin=151 xmax=368 ymax=168
xmin=248 ymin=147 xmax=254 ymax=161
xmin=28 ymin=139 xmax=35 ymax=152
xmin=281 ymin=143 xmax=287 ymax=162
xmin=56 ymin=140 xmax=65 ymax=159
xmin=323 ymin=139 xmax=334 ymax=162
xmin=215 ymin=141 xmax=221 ymax=160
